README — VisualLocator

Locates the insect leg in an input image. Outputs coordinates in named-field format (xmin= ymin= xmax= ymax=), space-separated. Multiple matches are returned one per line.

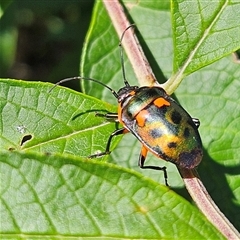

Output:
xmin=95 ymin=112 xmax=119 ymax=122
xmin=88 ymin=128 xmax=129 ymax=158
xmin=192 ymin=118 xmax=200 ymax=128
xmin=138 ymin=145 xmax=168 ymax=186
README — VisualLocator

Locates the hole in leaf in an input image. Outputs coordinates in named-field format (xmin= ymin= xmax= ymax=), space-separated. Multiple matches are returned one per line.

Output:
xmin=233 ymin=49 xmax=240 ymax=64
xmin=20 ymin=134 xmax=32 ymax=146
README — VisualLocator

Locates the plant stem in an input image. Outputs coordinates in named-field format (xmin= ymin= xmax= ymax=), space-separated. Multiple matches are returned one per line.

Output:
xmin=179 ymin=168 xmax=240 ymax=239
xmin=103 ymin=0 xmax=158 ymax=87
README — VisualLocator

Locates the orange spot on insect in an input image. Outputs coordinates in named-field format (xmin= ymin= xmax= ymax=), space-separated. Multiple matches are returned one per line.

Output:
xmin=130 ymin=90 xmax=136 ymax=96
xmin=135 ymin=110 xmax=149 ymax=127
xmin=154 ymin=98 xmax=170 ymax=107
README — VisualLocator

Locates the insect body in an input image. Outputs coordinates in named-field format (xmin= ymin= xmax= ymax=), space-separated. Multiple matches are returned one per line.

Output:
xmin=51 ymin=26 xmax=203 ymax=184
xmin=89 ymin=84 xmax=202 ymax=173
xmin=117 ymin=85 xmax=202 ymax=169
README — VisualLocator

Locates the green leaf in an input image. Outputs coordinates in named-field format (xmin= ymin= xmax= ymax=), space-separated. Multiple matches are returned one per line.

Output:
xmin=1 ymin=0 xmax=240 ymax=237
xmin=0 ymin=79 xmax=117 ymax=157
xmin=0 ymin=151 xmax=224 ymax=239
xmin=0 ymin=0 xmax=12 ymax=19
xmin=172 ymin=0 xmax=240 ymax=75
xmin=81 ymin=0 xmax=174 ymax=103
xmin=176 ymin=55 xmax=240 ymax=229
xmin=80 ymin=0 xmax=240 ymax=232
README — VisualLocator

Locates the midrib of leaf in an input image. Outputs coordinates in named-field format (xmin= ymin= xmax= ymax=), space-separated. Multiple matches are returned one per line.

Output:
xmin=0 ymin=234 xmax=101 ymax=239
xmin=163 ymin=0 xmax=229 ymax=94
xmin=24 ymin=121 xmax=111 ymax=151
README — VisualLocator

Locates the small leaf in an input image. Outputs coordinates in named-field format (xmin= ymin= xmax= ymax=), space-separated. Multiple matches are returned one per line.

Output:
xmin=172 ymin=0 xmax=240 ymax=75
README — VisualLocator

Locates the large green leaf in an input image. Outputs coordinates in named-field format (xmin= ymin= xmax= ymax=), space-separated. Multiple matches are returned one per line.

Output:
xmin=81 ymin=0 xmax=240 ymax=232
xmin=0 ymin=151 xmax=224 ymax=239
xmin=1 ymin=0 xmax=240 ymax=238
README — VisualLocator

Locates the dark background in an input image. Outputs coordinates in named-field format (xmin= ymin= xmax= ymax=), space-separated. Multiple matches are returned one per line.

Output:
xmin=0 ymin=0 xmax=94 ymax=90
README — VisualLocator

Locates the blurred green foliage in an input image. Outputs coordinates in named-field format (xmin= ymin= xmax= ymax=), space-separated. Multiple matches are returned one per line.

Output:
xmin=0 ymin=0 xmax=94 ymax=90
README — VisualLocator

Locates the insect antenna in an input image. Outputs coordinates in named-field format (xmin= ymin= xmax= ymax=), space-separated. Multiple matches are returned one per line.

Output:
xmin=49 ymin=25 xmax=135 ymax=97
xmin=119 ymin=24 xmax=135 ymax=87
xmin=49 ymin=76 xmax=119 ymax=98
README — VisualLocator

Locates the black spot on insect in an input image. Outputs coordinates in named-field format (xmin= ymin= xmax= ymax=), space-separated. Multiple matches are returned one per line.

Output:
xmin=171 ymin=110 xmax=182 ymax=124
xmin=150 ymin=128 xmax=163 ymax=138
xmin=154 ymin=104 xmax=168 ymax=115
xmin=168 ymin=142 xmax=177 ymax=148
xmin=183 ymin=127 xmax=190 ymax=138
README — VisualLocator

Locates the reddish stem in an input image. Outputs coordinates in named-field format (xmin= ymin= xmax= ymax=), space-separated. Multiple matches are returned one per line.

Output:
xmin=103 ymin=0 xmax=158 ymax=87
xmin=179 ymin=168 xmax=240 ymax=239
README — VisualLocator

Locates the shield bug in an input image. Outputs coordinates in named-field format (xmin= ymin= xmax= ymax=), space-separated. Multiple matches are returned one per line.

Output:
xmin=50 ymin=25 xmax=203 ymax=185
